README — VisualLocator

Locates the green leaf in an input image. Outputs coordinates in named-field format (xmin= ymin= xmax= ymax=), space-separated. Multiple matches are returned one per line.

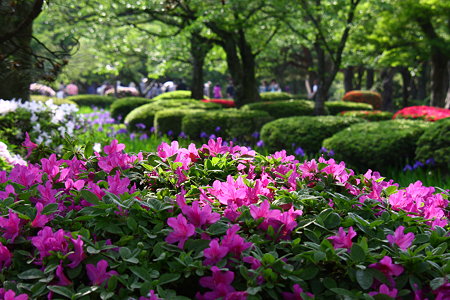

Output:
xmin=323 ymin=212 xmax=341 ymax=229
xmin=119 ymin=247 xmax=132 ymax=259
xmin=41 ymin=203 xmax=59 ymax=215
xmin=127 ymin=217 xmax=138 ymax=231
xmin=47 ymin=286 xmax=74 ymax=298
xmin=356 ymin=269 xmax=373 ymax=290
xmin=130 ymin=266 xmax=160 ymax=281
xmin=246 ymin=286 xmax=262 ymax=295
xmin=330 ymin=288 xmax=355 ymax=297
xmin=74 ymin=286 xmax=99 ymax=298
xmin=350 ymin=244 xmax=366 ymax=263
xmin=80 ymin=190 xmax=101 ymax=205
xmin=158 ymin=273 xmax=181 ymax=285
xmin=430 ymin=277 xmax=446 ymax=290
xmin=18 ymin=268 xmax=44 ymax=280
xmin=262 ymin=253 xmax=276 ymax=264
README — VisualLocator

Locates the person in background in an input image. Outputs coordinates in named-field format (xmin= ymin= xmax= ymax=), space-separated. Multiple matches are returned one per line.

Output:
xmin=56 ymin=83 xmax=65 ymax=99
xmin=65 ymin=81 xmax=78 ymax=96
xmin=305 ymin=79 xmax=319 ymax=100
xmin=269 ymin=79 xmax=281 ymax=92
xmin=259 ymin=80 xmax=268 ymax=93
xmin=87 ymin=83 xmax=97 ymax=94
xmin=226 ymin=81 xmax=235 ymax=99
xmin=213 ymin=84 xmax=222 ymax=98
xmin=204 ymin=81 xmax=212 ymax=98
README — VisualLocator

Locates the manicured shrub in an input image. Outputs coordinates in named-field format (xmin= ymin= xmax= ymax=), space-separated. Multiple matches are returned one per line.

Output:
xmin=416 ymin=117 xmax=450 ymax=169
xmin=110 ymin=97 xmax=153 ymax=121
xmin=201 ymin=99 xmax=236 ymax=108
xmin=343 ymin=90 xmax=382 ymax=109
xmin=154 ymin=108 xmax=205 ymax=136
xmin=325 ymin=101 xmax=373 ymax=115
xmin=182 ymin=109 xmax=273 ymax=140
xmin=393 ymin=105 xmax=450 ymax=121
xmin=340 ymin=110 xmax=393 ymax=121
xmin=260 ymin=91 xmax=293 ymax=101
xmin=0 ymin=138 xmax=447 ymax=299
xmin=30 ymin=96 xmax=77 ymax=106
xmin=125 ymin=100 xmax=221 ymax=131
xmin=241 ymin=100 xmax=315 ymax=119
xmin=104 ymin=86 xmax=139 ymax=97
xmin=153 ymin=90 xmax=199 ymax=100
xmin=66 ymin=94 xmax=116 ymax=108
xmin=323 ymin=119 xmax=431 ymax=172
xmin=261 ymin=116 xmax=365 ymax=154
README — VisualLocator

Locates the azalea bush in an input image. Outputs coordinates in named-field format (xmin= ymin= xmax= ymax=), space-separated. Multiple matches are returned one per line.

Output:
xmin=201 ymin=99 xmax=236 ymax=108
xmin=340 ymin=110 xmax=393 ymax=121
xmin=342 ymin=91 xmax=382 ymax=110
xmin=0 ymin=138 xmax=448 ymax=299
xmin=393 ymin=106 xmax=450 ymax=122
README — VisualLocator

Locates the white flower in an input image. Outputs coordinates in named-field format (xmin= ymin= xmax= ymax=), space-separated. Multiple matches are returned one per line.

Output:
xmin=0 ymin=100 xmax=18 ymax=115
xmin=93 ymin=143 xmax=102 ymax=153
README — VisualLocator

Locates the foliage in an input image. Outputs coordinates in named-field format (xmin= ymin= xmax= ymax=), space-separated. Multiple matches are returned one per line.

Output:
xmin=259 ymin=92 xmax=293 ymax=101
xmin=325 ymin=101 xmax=373 ymax=115
xmin=415 ymin=118 xmax=450 ymax=170
xmin=0 ymin=138 xmax=448 ymax=299
xmin=201 ymin=99 xmax=236 ymax=108
xmin=153 ymin=91 xmax=195 ymax=100
xmin=66 ymin=95 xmax=117 ymax=108
xmin=343 ymin=91 xmax=382 ymax=110
xmin=241 ymin=100 xmax=315 ymax=119
xmin=105 ymin=87 xmax=139 ymax=98
xmin=323 ymin=120 xmax=431 ymax=172
xmin=110 ymin=97 xmax=153 ymax=122
xmin=340 ymin=110 xmax=393 ymax=121
xmin=393 ymin=106 xmax=450 ymax=122
xmin=125 ymin=100 xmax=221 ymax=132
xmin=182 ymin=109 xmax=273 ymax=141
xmin=261 ymin=116 xmax=366 ymax=154
xmin=154 ymin=109 xmax=206 ymax=137
xmin=30 ymin=96 xmax=77 ymax=106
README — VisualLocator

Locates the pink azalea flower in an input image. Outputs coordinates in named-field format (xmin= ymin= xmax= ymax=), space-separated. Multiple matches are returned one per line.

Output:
xmin=31 ymin=202 xmax=50 ymax=228
xmin=65 ymin=179 xmax=85 ymax=191
xmin=220 ymin=225 xmax=252 ymax=257
xmin=223 ymin=202 xmax=241 ymax=222
xmin=37 ymin=181 xmax=57 ymax=205
xmin=31 ymin=227 xmax=69 ymax=261
xmin=209 ymin=176 xmax=247 ymax=206
xmin=56 ymin=263 xmax=72 ymax=286
xmin=106 ymin=172 xmax=130 ymax=195
xmin=86 ymin=260 xmax=118 ymax=286
xmin=0 ymin=210 xmax=21 ymax=242
xmin=282 ymin=284 xmax=314 ymax=300
xmin=40 ymin=154 xmax=61 ymax=179
xmin=181 ymin=201 xmax=220 ymax=228
xmin=67 ymin=236 xmax=86 ymax=268
xmin=250 ymin=200 xmax=280 ymax=221
xmin=0 ymin=185 xmax=15 ymax=200
xmin=203 ymin=239 xmax=229 ymax=265
xmin=23 ymin=132 xmax=37 ymax=158
xmin=157 ymin=141 xmax=180 ymax=160
xmin=386 ymin=226 xmax=415 ymax=251
xmin=0 ymin=242 xmax=12 ymax=270
xmin=369 ymin=256 xmax=404 ymax=277
xmin=368 ymin=284 xmax=398 ymax=298
xmin=434 ymin=282 xmax=450 ymax=300
xmin=165 ymin=214 xmax=196 ymax=249
xmin=139 ymin=290 xmax=162 ymax=300
xmin=199 ymin=266 xmax=236 ymax=299
xmin=103 ymin=139 xmax=125 ymax=155
xmin=327 ymin=227 xmax=357 ymax=250
xmin=243 ymin=256 xmax=261 ymax=270
xmin=0 ymin=289 xmax=28 ymax=300
xmin=9 ymin=164 xmax=42 ymax=187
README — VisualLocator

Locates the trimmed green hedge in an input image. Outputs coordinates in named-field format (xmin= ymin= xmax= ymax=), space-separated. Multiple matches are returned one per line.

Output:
xmin=340 ymin=110 xmax=393 ymax=121
xmin=325 ymin=101 xmax=373 ymax=115
xmin=241 ymin=100 xmax=315 ymax=119
xmin=153 ymin=91 xmax=206 ymax=100
xmin=110 ymin=97 xmax=153 ymax=121
xmin=182 ymin=109 xmax=273 ymax=140
xmin=416 ymin=118 xmax=450 ymax=169
xmin=65 ymin=95 xmax=116 ymax=108
xmin=261 ymin=116 xmax=366 ymax=154
xmin=30 ymin=96 xmax=77 ymax=106
xmin=323 ymin=119 xmax=431 ymax=172
xmin=154 ymin=109 xmax=205 ymax=136
xmin=125 ymin=100 xmax=221 ymax=131
xmin=260 ymin=92 xmax=293 ymax=101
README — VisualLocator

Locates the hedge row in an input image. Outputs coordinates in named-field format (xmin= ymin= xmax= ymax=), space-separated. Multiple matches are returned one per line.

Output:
xmin=259 ymin=91 xmax=293 ymax=101
xmin=415 ymin=117 xmax=450 ymax=168
xmin=325 ymin=101 xmax=373 ymax=115
xmin=66 ymin=95 xmax=116 ymax=108
xmin=154 ymin=109 xmax=205 ymax=136
xmin=241 ymin=100 xmax=315 ymax=119
xmin=110 ymin=97 xmax=153 ymax=121
xmin=340 ymin=110 xmax=393 ymax=121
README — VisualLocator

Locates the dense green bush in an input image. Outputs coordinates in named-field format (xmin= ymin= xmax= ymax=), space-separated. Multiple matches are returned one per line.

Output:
xmin=323 ymin=119 xmax=430 ymax=172
xmin=125 ymin=100 xmax=221 ymax=131
xmin=325 ymin=101 xmax=373 ymax=115
xmin=66 ymin=94 xmax=116 ymax=108
xmin=154 ymin=108 xmax=205 ymax=136
xmin=261 ymin=116 xmax=365 ymax=154
xmin=260 ymin=91 xmax=293 ymax=101
xmin=182 ymin=109 xmax=273 ymax=140
xmin=110 ymin=97 xmax=153 ymax=121
xmin=30 ymin=96 xmax=77 ymax=106
xmin=241 ymin=100 xmax=315 ymax=119
xmin=153 ymin=91 xmax=204 ymax=100
xmin=340 ymin=110 xmax=393 ymax=121
xmin=342 ymin=90 xmax=382 ymax=109
xmin=415 ymin=117 xmax=450 ymax=169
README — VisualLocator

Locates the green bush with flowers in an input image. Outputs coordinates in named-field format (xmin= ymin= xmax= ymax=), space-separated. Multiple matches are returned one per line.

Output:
xmin=415 ymin=117 xmax=450 ymax=170
xmin=0 ymin=137 xmax=448 ymax=299
xmin=342 ymin=91 xmax=382 ymax=110
xmin=340 ymin=110 xmax=394 ymax=121
xmin=325 ymin=101 xmax=373 ymax=115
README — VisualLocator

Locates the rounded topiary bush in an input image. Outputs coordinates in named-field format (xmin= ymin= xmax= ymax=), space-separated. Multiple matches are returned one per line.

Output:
xmin=125 ymin=100 xmax=221 ymax=131
xmin=154 ymin=108 xmax=205 ymax=136
xmin=323 ymin=119 xmax=431 ymax=172
xmin=110 ymin=97 xmax=153 ymax=121
xmin=260 ymin=92 xmax=293 ymax=101
xmin=182 ymin=109 xmax=273 ymax=140
xmin=325 ymin=101 xmax=373 ymax=115
xmin=342 ymin=90 xmax=382 ymax=109
xmin=415 ymin=117 xmax=450 ymax=169
xmin=66 ymin=94 xmax=116 ymax=108
xmin=241 ymin=100 xmax=315 ymax=119
xmin=153 ymin=91 xmax=202 ymax=100
xmin=340 ymin=110 xmax=393 ymax=121
xmin=261 ymin=116 xmax=365 ymax=154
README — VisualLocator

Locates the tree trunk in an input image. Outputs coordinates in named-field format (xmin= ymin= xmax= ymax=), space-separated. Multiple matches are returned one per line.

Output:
xmin=417 ymin=61 xmax=428 ymax=101
xmin=410 ymin=74 xmax=418 ymax=100
xmin=381 ymin=68 xmax=395 ymax=111
xmin=355 ymin=66 xmax=364 ymax=90
xmin=190 ymin=32 xmax=211 ymax=100
xmin=314 ymin=41 xmax=327 ymax=115
xmin=399 ymin=67 xmax=411 ymax=108
xmin=429 ymin=51 xmax=449 ymax=107
xmin=366 ymin=68 xmax=374 ymax=90
xmin=343 ymin=66 xmax=354 ymax=92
